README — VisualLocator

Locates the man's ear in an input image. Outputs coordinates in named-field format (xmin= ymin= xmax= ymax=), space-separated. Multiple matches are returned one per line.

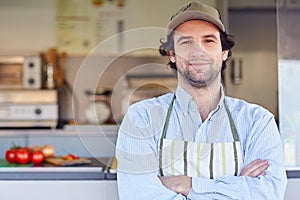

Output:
xmin=168 ymin=51 xmax=176 ymax=63
xmin=222 ymin=50 xmax=229 ymax=61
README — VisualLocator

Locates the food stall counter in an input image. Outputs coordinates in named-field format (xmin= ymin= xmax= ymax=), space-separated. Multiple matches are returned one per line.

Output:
xmin=0 ymin=157 xmax=116 ymax=180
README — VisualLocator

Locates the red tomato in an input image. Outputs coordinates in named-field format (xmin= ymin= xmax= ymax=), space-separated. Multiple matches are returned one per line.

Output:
xmin=69 ymin=153 xmax=79 ymax=159
xmin=25 ymin=146 xmax=33 ymax=160
xmin=31 ymin=151 xmax=44 ymax=165
xmin=5 ymin=149 xmax=16 ymax=163
xmin=24 ymin=146 xmax=33 ymax=153
xmin=15 ymin=149 xmax=30 ymax=164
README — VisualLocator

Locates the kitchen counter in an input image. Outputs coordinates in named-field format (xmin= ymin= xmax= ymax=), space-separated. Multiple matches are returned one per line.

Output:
xmin=0 ymin=157 xmax=118 ymax=200
xmin=2 ymin=126 xmax=300 ymax=199
xmin=0 ymin=157 xmax=116 ymax=180
xmin=286 ymin=168 xmax=300 ymax=178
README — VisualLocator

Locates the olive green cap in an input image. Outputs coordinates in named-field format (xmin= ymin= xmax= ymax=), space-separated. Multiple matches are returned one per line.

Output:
xmin=167 ymin=1 xmax=225 ymax=34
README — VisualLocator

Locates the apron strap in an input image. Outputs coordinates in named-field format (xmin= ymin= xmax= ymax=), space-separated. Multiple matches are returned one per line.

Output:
xmin=183 ymin=141 xmax=188 ymax=176
xmin=161 ymin=95 xmax=176 ymax=139
xmin=159 ymin=94 xmax=176 ymax=176
xmin=209 ymin=143 xmax=214 ymax=179
xmin=159 ymin=95 xmax=240 ymax=177
xmin=224 ymin=100 xmax=239 ymax=142
xmin=223 ymin=99 xmax=240 ymax=176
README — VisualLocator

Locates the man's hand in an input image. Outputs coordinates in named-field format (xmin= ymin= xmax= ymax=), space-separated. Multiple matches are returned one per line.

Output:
xmin=240 ymin=159 xmax=269 ymax=177
xmin=159 ymin=175 xmax=192 ymax=197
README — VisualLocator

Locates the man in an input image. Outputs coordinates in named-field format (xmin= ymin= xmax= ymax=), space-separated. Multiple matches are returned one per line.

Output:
xmin=116 ymin=1 xmax=287 ymax=199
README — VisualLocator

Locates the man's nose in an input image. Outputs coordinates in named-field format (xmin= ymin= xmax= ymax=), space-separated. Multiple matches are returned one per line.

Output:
xmin=191 ymin=42 xmax=206 ymax=57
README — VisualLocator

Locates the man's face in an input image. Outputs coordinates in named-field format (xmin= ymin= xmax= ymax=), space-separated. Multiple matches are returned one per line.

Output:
xmin=170 ymin=20 xmax=228 ymax=88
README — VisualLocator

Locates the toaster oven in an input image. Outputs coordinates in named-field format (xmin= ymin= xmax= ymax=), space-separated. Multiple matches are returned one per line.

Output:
xmin=0 ymin=56 xmax=42 ymax=89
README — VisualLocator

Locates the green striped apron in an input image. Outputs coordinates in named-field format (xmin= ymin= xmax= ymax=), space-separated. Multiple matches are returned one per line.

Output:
xmin=159 ymin=95 xmax=244 ymax=178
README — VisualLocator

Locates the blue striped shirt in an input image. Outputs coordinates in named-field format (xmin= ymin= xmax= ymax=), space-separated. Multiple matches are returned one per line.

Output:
xmin=116 ymin=85 xmax=287 ymax=200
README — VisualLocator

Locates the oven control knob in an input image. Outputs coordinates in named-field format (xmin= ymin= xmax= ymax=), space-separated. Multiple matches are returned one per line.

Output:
xmin=28 ymin=78 xmax=35 ymax=85
xmin=35 ymin=108 xmax=42 ymax=115
xmin=29 ymin=62 xmax=35 ymax=68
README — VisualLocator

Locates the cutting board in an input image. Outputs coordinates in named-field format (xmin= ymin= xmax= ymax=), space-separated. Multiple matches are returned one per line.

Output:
xmin=109 ymin=157 xmax=117 ymax=173
xmin=45 ymin=157 xmax=92 ymax=166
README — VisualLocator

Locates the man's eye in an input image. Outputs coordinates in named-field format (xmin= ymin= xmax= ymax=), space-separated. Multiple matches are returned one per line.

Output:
xmin=204 ymin=39 xmax=215 ymax=43
xmin=180 ymin=40 xmax=192 ymax=45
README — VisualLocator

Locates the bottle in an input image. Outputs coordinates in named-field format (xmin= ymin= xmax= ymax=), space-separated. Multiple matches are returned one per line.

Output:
xmin=46 ymin=63 xmax=55 ymax=89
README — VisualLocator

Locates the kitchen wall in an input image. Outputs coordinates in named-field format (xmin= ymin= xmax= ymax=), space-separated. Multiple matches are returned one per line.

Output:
xmin=224 ymin=9 xmax=278 ymax=119
xmin=0 ymin=0 xmax=216 ymax=55
xmin=62 ymin=54 xmax=170 ymax=123
xmin=0 ymin=0 xmax=216 ymax=124
xmin=0 ymin=0 xmax=55 ymax=55
xmin=63 ymin=8 xmax=279 ymax=123
xmin=2 ymin=3 xmax=300 ymax=199
xmin=0 ymin=0 xmax=283 ymax=123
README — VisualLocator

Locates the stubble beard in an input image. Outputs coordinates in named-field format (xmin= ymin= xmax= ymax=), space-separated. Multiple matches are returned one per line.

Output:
xmin=178 ymin=64 xmax=220 ymax=89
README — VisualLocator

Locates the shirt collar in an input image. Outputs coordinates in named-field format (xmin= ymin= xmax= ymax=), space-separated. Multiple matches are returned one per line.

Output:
xmin=175 ymin=84 xmax=193 ymax=115
xmin=209 ymin=85 xmax=225 ymax=119
xmin=175 ymin=84 xmax=225 ymax=117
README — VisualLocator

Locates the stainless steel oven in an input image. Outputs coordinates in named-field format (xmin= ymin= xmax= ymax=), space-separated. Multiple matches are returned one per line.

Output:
xmin=0 ymin=90 xmax=58 ymax=128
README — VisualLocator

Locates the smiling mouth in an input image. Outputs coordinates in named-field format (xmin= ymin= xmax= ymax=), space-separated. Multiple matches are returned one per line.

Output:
xmin=190 ymin=62 xmax=210 ymax=66
xmin=189 ymin=59 xmax=212 ymax=66
xmin=188 ymin=62 xmax=211 ymax=70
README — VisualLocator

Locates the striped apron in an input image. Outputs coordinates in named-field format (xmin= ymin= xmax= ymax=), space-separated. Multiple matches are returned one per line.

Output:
xmin=159 ymin=95 xmax=244 ymax=178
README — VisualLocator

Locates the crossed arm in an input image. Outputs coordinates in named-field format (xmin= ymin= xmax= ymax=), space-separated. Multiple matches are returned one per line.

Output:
xmin=117 ymin=122 xmax=287 ymax=199
xmin=159 ymin=159 xmax=269 ymax=197
xmin=117 ymin=103 xmax=287 ymax=199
